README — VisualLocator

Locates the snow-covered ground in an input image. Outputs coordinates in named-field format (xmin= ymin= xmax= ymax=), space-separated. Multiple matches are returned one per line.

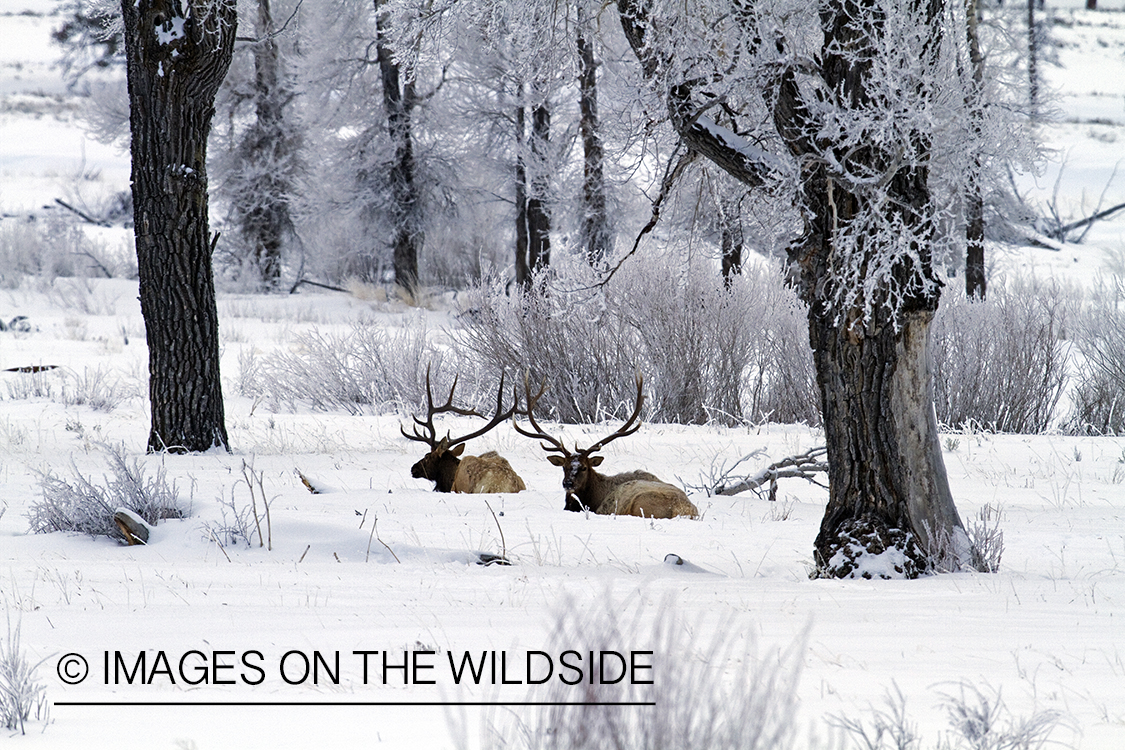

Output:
xmin=2 ymin=1 xmax=1124 ymax=748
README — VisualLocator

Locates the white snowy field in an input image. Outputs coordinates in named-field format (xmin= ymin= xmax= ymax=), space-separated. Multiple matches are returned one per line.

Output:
xmin=2 ymin=1 xmax=1125 ymax=749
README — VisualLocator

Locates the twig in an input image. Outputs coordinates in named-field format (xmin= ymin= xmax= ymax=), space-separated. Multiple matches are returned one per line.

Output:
xmin=241 ymin=460 xmax=265 ymax=548
xmin=296 ymin=469 xmax=320 ymax=494
xmin=208 ymin=528 xmax=233 ymax=563
xmin=484 ymin=500 xmax=507 ymax=561
xmin=289 ymin=278 xmax=349 ymax=294
xmin=366 ymin=513 xmax=400 ymax=563
xmin=298 ymin=544 xmax=310 ymax=563
xmin=595 ymin=144 xmax=698 ymax=289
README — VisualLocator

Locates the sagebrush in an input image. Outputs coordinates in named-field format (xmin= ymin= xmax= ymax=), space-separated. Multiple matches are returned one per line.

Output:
xmin=28 ymin=443 xmax=186 ymax=540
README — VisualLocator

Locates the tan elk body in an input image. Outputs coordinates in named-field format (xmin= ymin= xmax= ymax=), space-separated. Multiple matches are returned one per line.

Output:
xmin=518 ymin=376 xmax=698 ymax=519
xmin=403 ymin=371 xmax=525 ymax=494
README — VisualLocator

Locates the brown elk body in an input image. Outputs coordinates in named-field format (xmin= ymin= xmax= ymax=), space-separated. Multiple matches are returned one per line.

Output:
xmin=518 ymin=376 xmax=699 ymax=519
xmin=404 ymin=371 xmax=525 ymax=494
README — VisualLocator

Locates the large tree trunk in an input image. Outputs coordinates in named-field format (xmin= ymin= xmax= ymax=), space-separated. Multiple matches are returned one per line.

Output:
xmin=577 ymin=10 xmax=611 ymax=268
xmin=527 ymin=100 xmax=552 ymax=275
xmin=799 ymin=1 xmax=968 ymax=576
xmin=376 ymin=0 xmax=422 ymax=293
xmin=809 ymin=307 xmax=965 ymax=576
xmin=617 ymin=0 xmax=973 ymax=577
xmin=121 ymin=0 xmax=234 ymax=453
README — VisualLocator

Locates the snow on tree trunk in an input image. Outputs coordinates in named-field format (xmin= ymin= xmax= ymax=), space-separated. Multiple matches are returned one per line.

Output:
xmin=121 ymin=0 xmax=233 ymax=453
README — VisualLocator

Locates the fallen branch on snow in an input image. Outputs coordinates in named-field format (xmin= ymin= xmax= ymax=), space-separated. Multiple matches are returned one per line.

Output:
xmin=712 ymin=445 xmax=828 ymax=500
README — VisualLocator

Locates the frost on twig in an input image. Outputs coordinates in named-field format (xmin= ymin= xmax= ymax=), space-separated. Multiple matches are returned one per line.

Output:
xmin=710 ymin=446 xmax=828 ymax=500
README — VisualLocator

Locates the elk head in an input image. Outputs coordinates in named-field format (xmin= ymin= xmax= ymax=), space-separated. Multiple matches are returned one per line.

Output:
xmin=514 ymin=374 xmax=646 ymax=511
xmin=401 ymin=367 xmax=517 ymax=492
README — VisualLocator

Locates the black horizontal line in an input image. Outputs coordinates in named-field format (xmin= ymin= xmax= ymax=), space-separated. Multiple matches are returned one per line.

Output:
xmin=55 ymin=701 xmax=656 ymax=707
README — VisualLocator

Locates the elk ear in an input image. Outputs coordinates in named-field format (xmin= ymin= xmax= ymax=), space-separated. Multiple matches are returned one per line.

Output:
xmin=588 ymin=456 xmax=604 ymax=467
xmin=450 ymin=443 xmax=466 ymax=456
xmin=547 ymin=455 xmax=566 ymax=466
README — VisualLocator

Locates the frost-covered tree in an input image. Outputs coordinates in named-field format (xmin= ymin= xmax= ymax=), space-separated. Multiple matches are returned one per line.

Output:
xmin=213 ymin=0 xmax=303 ymax=289
xmin=614 ymin=0 xmax=987 ymax=576
xmin=121 ymin=0 xmax=234 ymax=452
xmin=290 ymin=0 xmax=460 ymax=288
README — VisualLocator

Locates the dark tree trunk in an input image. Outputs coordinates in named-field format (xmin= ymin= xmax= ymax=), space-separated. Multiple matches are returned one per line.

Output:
xmin=966 ymin=0 xmax=987 ymax=300
xmin=121 ymin=0 xmax=234 ymax=453
xmin=516 ymin=89 xmax=551 ymax=288
xmin=577 ymin=13 xmax=611 ymax=268
xmin=1087 ymin=1 xmax=1095 ymax=12
xmin=1028 ymin=0 xmax=1039 ymax=117
xmin=800 ymin=1 xmax=966 ymax=576
xmin=237 ymin=0 xmax=296 ymax=289
xmin=515 ymin=96 xmax=530 ymax=288
xmin=719 ymin=196 xmax=743 ymax=287
xmin=527 ymin=101 xmax=552 ymax=275
xmin=376 ymin=0 xmax=421 ymax=293
xmin=618 ymin=0 xmax=972 ymax=576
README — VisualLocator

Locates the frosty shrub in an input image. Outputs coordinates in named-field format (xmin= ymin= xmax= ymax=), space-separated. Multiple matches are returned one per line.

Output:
xmin=1066 ymin=292 xmax=1125 ymax=436
xmin=931 ymin=278 xmax=1069 ymax=433
xmin=0 ymin=215 xmax=134 ymax=287
xmin=0 ymin=216 xmax=80 ymax=286
xmin=452 ymin=273 xmax=640 ymax=424
xmin=28 ymin=443 xmax=186 ymax=540
xmin=61 ymin=366 xmax=138 ymax=412
xmin=468 ymin=595 xmax=805 ymax=750
xmin=238 ymin=313 xmax=459 ymax=415
xmin=740 ymin=272 xmax=819 ymax=426
xmin=454 ymin=262 xmax=818 ymax=425
xmin=0 ymin=614 xmax=49 ymax=734
xmin=3 ymin=371 xmax=57 ymax=402
xmin=613 ymin=261 xmax=758 ymax=424
xmin=832 ymin=681 xmax=1069 ymax=750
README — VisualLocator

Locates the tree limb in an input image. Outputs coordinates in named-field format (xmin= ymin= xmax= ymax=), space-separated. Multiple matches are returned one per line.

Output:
xmin=713 ymin=446 xmax=829 ymax=499
xmin=596 ymin=144 xmax=697 ymax=288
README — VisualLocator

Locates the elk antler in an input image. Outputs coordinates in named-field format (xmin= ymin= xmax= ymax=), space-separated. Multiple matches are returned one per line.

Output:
xmin=400 ymin=366 xmax=517 ymax=450
xmin=581 ymin=373 xmax=645 ymax=457
xmin=512 ymin=374 xmax=570 ymax=458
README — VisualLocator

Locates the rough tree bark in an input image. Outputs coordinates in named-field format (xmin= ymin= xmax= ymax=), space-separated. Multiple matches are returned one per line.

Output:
xmin=121 ymin=0 xmax=234 ymax=453
xmin=527 ymin=99 xmax=552 ymax=275
xmin=1028 ymin=0 xmax=1039 ymax=117
xmin=718 ymin=194 xmax=744 ymax=286
xmin=577 ymin=7 xmax=612 ymax=268
xmin=965 ymin=0 xmax=987 ymax=300
xmin=376 ymin=0 xmax=422 ymax=293
xmin=234 ymin=0 xmax=298 ymax=289
xmin=617 ymin=0 xmax=973 ymax=577
xmin=515 ymin=92 xmax=530 ymax=287
xmin=515 ymin=85 xmax=551 ymax=288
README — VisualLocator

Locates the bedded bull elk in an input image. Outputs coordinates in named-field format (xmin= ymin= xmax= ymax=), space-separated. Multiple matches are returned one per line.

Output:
xmin=515 ymin=375 xmax=698 ymax=519
xmin=402 ymin=370 xmax=526 ymax=493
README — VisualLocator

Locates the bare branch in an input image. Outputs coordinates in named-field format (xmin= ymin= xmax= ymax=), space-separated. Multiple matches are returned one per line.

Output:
xmin=712 ymin=446 xmax=829 ymax=498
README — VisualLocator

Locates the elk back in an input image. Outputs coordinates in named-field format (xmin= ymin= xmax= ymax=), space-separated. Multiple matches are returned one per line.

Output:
xmin=598 ymin=480 xmax=698 ymax=519
xmin=452 ymin=451 xmax=526 ymax=494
